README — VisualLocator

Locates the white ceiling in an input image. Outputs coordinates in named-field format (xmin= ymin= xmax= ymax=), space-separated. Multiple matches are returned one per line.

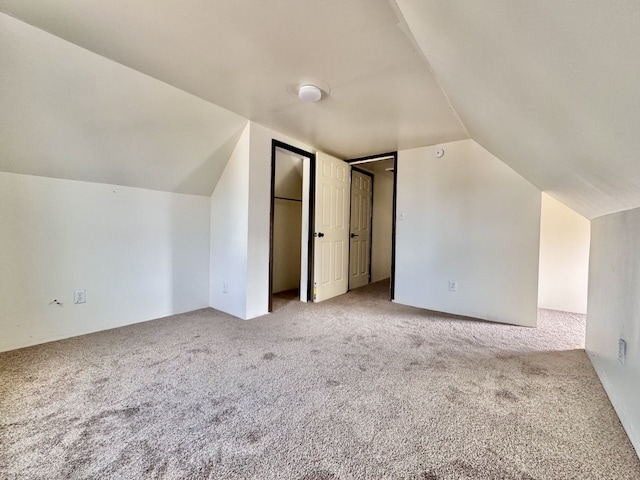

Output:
xmin=2 ymin=0 xmax=640 ymax=218
xmin=0 ymin=0 xmax=467 ymax=161
xmin=0 ymin=13 xmax=247 ymax=196
xmin=394 ymin=0 xmax=640 ymax=219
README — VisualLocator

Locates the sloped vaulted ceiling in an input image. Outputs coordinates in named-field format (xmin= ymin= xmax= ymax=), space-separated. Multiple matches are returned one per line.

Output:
xmin=0 ymin=0 xmax=467 ymax=196
xmin=3 ymin=0 xmax=640 ymax=215
xmin=0 ymin=13 xmax=248 ymax=196
xmin=394 ymin=0 xmax=640 ymax=219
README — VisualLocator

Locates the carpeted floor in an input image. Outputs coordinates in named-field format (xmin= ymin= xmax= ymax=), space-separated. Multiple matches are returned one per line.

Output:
xmin=1 ymin=280 xmax=639 ymax=479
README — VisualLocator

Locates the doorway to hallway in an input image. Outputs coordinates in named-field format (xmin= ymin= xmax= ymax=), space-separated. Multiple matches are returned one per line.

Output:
xmin=347 ymin=152 xmax=398 ymax=299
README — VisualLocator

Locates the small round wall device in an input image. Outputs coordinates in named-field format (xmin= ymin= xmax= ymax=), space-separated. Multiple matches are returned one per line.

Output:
xmin=434 ymin=147 xmax=445 ymax=158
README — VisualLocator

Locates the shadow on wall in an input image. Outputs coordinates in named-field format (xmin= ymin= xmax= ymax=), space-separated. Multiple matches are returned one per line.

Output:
xmin=171 ymin=123 xmax=248 ymax=312
xmin=175 ymin=123 xmax=248 ymax=195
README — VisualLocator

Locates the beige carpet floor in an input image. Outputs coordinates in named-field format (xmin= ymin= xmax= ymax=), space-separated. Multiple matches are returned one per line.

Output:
xmin=1 ymin=280 xmax=639 ymax=479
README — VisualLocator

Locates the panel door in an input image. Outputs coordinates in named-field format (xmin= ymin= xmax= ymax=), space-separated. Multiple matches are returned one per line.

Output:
xmin=313 ymin=153 xmax=350 ymax=302
xmin=349 ymin=170 xmax=372 ymax=290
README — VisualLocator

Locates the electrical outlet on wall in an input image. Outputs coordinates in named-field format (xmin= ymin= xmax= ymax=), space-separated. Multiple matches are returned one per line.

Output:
xmin=222 ymin=282 xmax=228 ymax=294
xmin=74 ymin=289 xmax=86 ymax=304
xmin=448 ymin=281 xmax=458 ymax=292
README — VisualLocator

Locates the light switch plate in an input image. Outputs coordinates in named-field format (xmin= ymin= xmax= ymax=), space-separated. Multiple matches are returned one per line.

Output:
xmin=618 ymin=339 xmax=626 ymax=364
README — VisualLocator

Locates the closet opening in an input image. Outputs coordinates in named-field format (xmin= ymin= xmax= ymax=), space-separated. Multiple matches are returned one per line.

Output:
xmin=268 ymin=141 xmax=315 ymax=312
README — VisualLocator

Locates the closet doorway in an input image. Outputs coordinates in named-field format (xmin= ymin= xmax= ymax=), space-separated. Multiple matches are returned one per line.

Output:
xmin=269 ymin=141 xmax=315 ymax=312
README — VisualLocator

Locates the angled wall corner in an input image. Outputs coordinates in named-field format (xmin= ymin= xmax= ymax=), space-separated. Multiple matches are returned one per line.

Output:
xmin=246 ymin=122 xmax=315 ymax=319
xmin=208 ymin=121 xmax=314 ymax=321
xmin=209 ymin=124 xmax=251 ymax=319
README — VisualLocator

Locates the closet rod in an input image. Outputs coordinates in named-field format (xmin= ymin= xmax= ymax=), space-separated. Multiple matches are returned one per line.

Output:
xmin=274 ymin=196 xmax=302 ymax=202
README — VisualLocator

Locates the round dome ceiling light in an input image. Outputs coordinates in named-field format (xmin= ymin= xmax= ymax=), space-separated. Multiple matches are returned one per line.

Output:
xmin=298 ymin=84 xmax=322 ymax=102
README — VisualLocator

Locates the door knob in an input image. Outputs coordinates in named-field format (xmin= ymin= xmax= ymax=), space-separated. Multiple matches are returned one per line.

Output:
xmin=350 ymin=233 xmax=359 ymax=238
xmin=314 ymin=232 xmax=325 ymax=238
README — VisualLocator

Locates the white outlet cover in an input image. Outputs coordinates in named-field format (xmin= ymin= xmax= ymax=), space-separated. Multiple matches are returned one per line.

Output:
xmin=74 ymin=289 xmax=86 ymax=304
xmin=618 ymin=339 xmax=627 ymax=364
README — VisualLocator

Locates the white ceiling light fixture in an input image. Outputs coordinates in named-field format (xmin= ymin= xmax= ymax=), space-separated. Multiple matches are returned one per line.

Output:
xmin=298 ymin=84 xmax=323 ymax=102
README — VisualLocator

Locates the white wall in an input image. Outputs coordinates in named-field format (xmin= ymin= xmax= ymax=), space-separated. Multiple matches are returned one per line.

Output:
xmin=273 ymin=200 xmax=302 ymax=293
xmin=538 ymin=193 xmax=590 ymax=314
xmin=273 ymin=150 xmax=303 ymax=293
xmin=246 ymin=123 xmax=313 ymax=318
xmin=587 ymin=207 xmax=640 ymax=456
xmin=0 ymin=172 xmax=210 ymax=352
xmin=209 ymin=125 xmax=251 ymax=319
xmin=274 ymin=150 xmax=304 ymax=199
xmin=371 ymin=171 xmax=394 ymax=283
xmin=210 ymin=122 xmax=313 ymax=319
xmin=394 ymin=139 xmax=541 ymax=327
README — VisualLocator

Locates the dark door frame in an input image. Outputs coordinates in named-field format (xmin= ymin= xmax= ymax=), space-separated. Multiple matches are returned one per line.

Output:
xmin=348 ymin=166 xmax=374 ymax=291
xmin=346 ymin=151 xmax=398 ymax=300
xmin=269 ymin=140 xmax=316 ymax=312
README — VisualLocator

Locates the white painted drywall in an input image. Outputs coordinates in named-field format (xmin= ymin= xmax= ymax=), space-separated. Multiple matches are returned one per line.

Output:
xmin=272 ymin=200 xmax=302 ymax=293
xmin=0 ymin=13 xmax=247 ymax=197
xmin=246 ymin=123 xmax=313 ymax=319
xmin=274 ymin=149 xmax=304 ymax=200
xmin=209 ymin=122 xmax=313 ymax=319
xmin=395 ymin=0 xmax=640 ymax=219
xmin=209 ymin=125 xmax=251 ymax=319
xmin=587 ymin=207 xmax=640 ymax=456
xmin=538 ymin=193 xmax=590 ymax=314
xmin=273 ymin=150 xmax=303 ymax=293
xmin=394 ymin=139 xmax=541 ymax=327
xmin=371 ymin=172 xmax=394 ymax=283
xmin=0 ymin=172 xmax=210 ymax=352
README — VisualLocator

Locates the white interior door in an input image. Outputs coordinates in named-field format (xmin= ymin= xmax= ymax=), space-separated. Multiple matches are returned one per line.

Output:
xmin=349 ymin=170 xmax=372 ymax=290
xmin=313 ymin=153 xmax=350 ymax=302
